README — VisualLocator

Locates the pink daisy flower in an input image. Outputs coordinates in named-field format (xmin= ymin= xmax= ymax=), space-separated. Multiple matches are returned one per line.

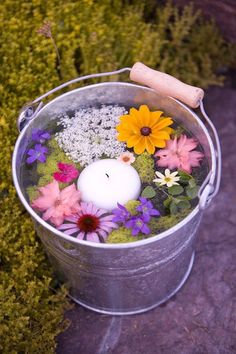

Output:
xmin=58 ymin=202 xmax=117 ymax=243
xmin=117 ymin=151 xmax=135 ymax=165
xmin=53 ymin=162 xmax=79 ymax=183
xmin=31 ymin=180 xmax=81 ymax=226
xmin=155 ymin=135 xmax=204 ymax=173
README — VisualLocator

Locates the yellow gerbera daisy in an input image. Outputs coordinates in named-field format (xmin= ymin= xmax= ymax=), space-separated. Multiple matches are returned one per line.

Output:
xmin=116 ymin=105 xmax=174 ymax=154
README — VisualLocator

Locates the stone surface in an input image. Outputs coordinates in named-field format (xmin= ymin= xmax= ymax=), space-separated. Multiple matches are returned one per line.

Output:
xmin=56 ymin=86 xmax=236 ymax=354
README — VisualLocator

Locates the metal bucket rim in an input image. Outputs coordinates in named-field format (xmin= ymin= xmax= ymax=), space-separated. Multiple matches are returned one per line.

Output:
xmin=12 ymin=81 xmax=214 ymax=249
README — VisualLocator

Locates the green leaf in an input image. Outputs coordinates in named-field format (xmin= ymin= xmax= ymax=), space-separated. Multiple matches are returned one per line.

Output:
xmin=141 ymin=186 xmax=156 ymax=199
xmin=176 ymin=195 xmax=191 ymax=201
xmin=178 ymin=170 xmax=192 ymax=182
xmin=168 ymin=185 xmax=184 ymax=195
xmin=188 ymin=178 xmax=196 ymax=188
xmin=170 ymin=201 xmax=178 ymax=215
xmin=178 ymin=200 xmax=191 ymax=210
xmin=186 ymin=185 xmax=199 ymax=199
xmin=164 ymin=197 xmax=172 ymax=208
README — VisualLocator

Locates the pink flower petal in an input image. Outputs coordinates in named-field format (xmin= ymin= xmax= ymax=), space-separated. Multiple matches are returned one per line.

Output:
xmin=100 ymin=215 xmax=115 ymax=222
xmin=87 ymin=232 xmax=100 ymax=243
xmin=39 ymin=180 xmax=60 ymax=198
xmin=64 ymin=215 xmax=79 ymax=222
xmin=63 ymin=227 xmax=79 ymax=235
xmin=58 ymin=223 xmax=78 ymax=230
xmin=95 ymin=208 xmax=108 ymax=217
xmin=50 ymin=215 xmax=65 ymax=227
xmin=42 ymin=207 xmax=56 ymax=221
xmin=86 ymin=202 xmax=94 ymax=214
xmin=98 ymin=229 xmax=107 ymax=238
xmin=77 ymin=232 xmax=85 ymax=240
xmin=31 ymin=180 xmax=81 ymax=227
xmin=155 ymin=134 xmax=204 ymax=173
xmin=100 ymin=221 xmax=117 ymax=228
xmin=32 ymin=196 xmax=55 ymax=210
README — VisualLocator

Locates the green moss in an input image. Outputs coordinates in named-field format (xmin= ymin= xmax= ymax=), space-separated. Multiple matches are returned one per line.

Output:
xmin=37 ymin=138 xmax=73 ymax=177
xmin=26 ymin=185 xmax=40 ymax=203
xmin=133 ymin=153 xmax=156 ymax=183
xmin=38 ymin=175 xmax=54 ymax=187
xmin=149 ymin=210 xmax=190 ymax=234
xmin=125 ymin=200 xmax=140 ymax=216
xmin=107 ymin=227 xmax=143 ymax=243
xmin=48 ymin=138 xmax=61 ymax=150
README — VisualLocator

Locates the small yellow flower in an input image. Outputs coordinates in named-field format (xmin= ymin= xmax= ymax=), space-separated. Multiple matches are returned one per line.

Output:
xmin=153 ymin=169 xmax=180 ymax=187
xmin=116 ymin=105 xmax=173 ymax=154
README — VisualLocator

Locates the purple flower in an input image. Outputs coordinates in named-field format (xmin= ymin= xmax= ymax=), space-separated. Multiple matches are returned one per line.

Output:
xmin=136 ymin=197 xmax=160 ymax=221
xmin=32 ymin=129 xmax=51 ymax=143
xmin=26 ymin=144 xmax=48 ymax=164
xmin=112 ymin=203 xmax=130 ymax=223
xmin=125 ymin=215 xmax=150 ymax=236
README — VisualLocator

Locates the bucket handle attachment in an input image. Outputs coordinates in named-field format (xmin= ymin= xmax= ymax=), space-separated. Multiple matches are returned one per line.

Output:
xmin=17 ymin=64 xmax=221 ymax=208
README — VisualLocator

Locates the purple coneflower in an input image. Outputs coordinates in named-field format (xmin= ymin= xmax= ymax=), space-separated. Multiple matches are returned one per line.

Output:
xmin=58 ymin=202 xmax=117 ymax=243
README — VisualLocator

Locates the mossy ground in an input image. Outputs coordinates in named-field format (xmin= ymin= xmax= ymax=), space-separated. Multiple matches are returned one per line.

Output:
xmin=0 ymin=0 xmax=235 ymax=352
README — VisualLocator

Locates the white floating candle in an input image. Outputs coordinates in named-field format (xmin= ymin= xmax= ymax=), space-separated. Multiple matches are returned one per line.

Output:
xmin=77 ymin=159 xmax=141 ymax=210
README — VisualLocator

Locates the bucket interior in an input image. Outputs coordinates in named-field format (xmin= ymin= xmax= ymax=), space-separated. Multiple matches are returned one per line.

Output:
xmin=13 ymin=82 xmax=213 ymax=243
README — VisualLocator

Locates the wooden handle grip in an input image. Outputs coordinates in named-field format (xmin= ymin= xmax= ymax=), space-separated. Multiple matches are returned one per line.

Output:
xmin=130 ymin=62 xmax=204 ymax=108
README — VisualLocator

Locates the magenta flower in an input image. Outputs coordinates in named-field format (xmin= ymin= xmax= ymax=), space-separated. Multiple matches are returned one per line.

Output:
xmin=31 ymin=180 xmax=81 ymax=226
xmin=155 ymin=135 xmax=204 ymax=173
xmin=58 ymin=202 xmax=117 ymax=243
xmin=26 ymin=144 xmax=48 ymax=164
xmin=53 ymin=162 xmax=79 ymax=183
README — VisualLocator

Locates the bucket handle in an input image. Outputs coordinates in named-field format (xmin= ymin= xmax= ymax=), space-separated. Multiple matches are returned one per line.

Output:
xmin=17 ymin=65 xmax=221 ymax=208
xmin=17 ymin=67 xmax=132 ymax=131
xmin=197 ymin=101 xmax=221 ymax=209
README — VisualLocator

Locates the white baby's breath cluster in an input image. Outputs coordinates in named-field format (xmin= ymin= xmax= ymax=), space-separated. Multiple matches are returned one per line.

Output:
xmin=55 ymin=105 xmax=127 ymax=166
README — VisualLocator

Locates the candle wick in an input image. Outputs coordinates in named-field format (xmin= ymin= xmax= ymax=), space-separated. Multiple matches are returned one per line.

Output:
xmin=105 ymin=173 xmax=109 ymax=179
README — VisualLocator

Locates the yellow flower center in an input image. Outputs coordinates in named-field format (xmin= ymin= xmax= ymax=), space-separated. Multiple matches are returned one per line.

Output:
xmin=164 ymin=177 xmax=171 ymax=182
xmin=140 ymin=126 xmax=152 ymax=136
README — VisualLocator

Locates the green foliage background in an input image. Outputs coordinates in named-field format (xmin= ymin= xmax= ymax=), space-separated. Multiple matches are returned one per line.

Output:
xmin=0 ymin=0 xmax=234 ymax=352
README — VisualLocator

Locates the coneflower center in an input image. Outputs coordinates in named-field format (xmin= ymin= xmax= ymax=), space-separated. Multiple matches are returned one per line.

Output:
xmin=77 ymin=214 xmax=100 ymax=232
xmin=140 ymin=126 xmax=152 ymax=136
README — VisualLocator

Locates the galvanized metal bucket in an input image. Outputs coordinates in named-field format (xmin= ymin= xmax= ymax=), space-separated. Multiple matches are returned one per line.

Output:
xmin=12 ymin=68 xmax=221 ymax=315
